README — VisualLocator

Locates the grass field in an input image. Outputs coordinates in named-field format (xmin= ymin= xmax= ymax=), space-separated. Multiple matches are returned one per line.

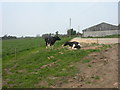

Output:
xmin=2 ymin=37 xmax=111 ymax=88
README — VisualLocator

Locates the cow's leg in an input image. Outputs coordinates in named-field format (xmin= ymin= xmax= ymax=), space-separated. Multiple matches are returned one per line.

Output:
xmin=46 ymin=43 xmax=50 ymax=49
xmin=49 ymin=44 xmax=53 ymax=50
xmin=46 ymin=45 xmax=48 ymax=49
xmin=46 ymin=46 xmax=48 ymax=49
xmin=47 ymin=44 xmax=51 ymax=49
xmin=46 ymin=42 xmax=48 ymax=49
xmin=72 ymin=44 xmax=75 ymax=49
xmin=45 ymin=42 xmax=47 ymax=46
xmin=46 ymin=44 xmax=48 ymax=49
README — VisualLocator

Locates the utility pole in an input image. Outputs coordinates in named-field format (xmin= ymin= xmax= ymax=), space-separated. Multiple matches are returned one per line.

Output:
xmin=70 ymin=18 xmax=71 ymax=29
xmin=78 ymin=25 xmax=80 ymax=33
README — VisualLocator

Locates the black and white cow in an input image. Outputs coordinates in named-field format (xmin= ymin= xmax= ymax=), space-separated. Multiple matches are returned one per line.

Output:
xmin=63 ymin=41 xmax=81 ymax=49
xmin=45 ymin=36 xmax=61 ymax=48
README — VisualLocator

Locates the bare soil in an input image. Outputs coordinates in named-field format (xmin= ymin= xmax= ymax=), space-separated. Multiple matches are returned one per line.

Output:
xmin=70 ymin=38 xmax=119 ymax=44
xmin=52 ymin=44 xmax=118 ymax=88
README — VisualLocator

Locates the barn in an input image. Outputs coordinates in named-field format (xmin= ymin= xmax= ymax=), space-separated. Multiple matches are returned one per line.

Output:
xmin=82 ymin=22 xmax=119 ymax=37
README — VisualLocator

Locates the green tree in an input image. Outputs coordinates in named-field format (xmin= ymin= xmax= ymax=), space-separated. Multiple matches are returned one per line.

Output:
xmin=55 ymin=31 xmax=59 ymax=36
xmin=67 ymin=28 xmax=76 ymax=36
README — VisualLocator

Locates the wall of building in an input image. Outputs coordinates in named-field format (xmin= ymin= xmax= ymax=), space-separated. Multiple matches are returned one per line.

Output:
xmin=83 ymin=30 xmax=119 ymax=37
xmin=83 ymin=23 xmax=118 ymax=32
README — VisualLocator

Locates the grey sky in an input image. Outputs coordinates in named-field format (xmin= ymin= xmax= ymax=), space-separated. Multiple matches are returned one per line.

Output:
xmin=118 ymin=1 xmax=120 ymax=24
xmin=1 ymin=2 xmax=118 ymax=37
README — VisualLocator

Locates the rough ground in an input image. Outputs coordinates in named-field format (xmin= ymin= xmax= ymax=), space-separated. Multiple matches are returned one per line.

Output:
xmin=71 ymin=38 xmax=119 ymax=44
xmin=52 ymin=44 xmax=118 ymax=88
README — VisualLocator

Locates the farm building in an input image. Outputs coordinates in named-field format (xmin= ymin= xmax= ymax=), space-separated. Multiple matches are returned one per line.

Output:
xmin=82 ymin=22 xmax=119 ymax=37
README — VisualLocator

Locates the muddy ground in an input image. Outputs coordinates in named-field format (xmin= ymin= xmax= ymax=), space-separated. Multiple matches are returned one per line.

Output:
xmin=52 ymin=44 xmax=118 ymax=88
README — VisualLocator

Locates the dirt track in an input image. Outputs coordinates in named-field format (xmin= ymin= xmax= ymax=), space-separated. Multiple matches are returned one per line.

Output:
xmin=71 ymin=38 xmax=119 ymax=44
xmin=53 ymin=44 xmax=118 ymax=88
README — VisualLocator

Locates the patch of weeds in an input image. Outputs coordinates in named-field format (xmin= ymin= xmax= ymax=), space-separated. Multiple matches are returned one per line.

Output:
xmin=94 ymin=75 xmax=100 ymax=80
xmin=60 ymin=78 xmax=68 ymax=83
xmin=82 ymin=59 xmax=90 ymax=64
xmin=101 ymin=44 xmax=112 ymax=49
xmin=88 ymin=64 xmax=92 ymax=67
xmin=38 ymin=86 xmax=49 ymax=88
xmin=107 ymin=44 xmax=112 ymax=48
xmin=2 ymin=85 xmax=8 ymax=88
xmin=86 ymin=81 xmax=91 ymax=84
xmin=46 ymin=79 xmax=56 ymax=86
xmin=54 ymin=72 xmax=69 ymax=77
xmin=91 ymin=43 xmax=100 ymax=46
xmin=86 ymin=49 xmax=100 ymax=53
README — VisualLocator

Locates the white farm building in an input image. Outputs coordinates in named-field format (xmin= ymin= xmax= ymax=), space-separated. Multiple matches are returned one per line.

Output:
xmin=82 ymin=22 xmax=119 ymax=37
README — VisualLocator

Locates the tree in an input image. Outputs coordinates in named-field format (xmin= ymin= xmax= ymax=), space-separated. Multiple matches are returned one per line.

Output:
xmin=67 ymin=28 xmax=76 ymax=36
xmin=73 ymin=31 xmax=76 ymax=35
xmin=55 ymin=31 xmax=59 ymax=36
xmin=2 ymin=35 xmax=17 ymax=40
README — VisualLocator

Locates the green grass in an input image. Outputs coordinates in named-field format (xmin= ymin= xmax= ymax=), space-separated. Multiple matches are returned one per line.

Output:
xmin=82 ymin=59 xmax=90 ymax=64
xmin=2 ymin=37 xmax=110 ymax=88
xmin=2 ymin=37 xmax=45 ymax=59
xmin=86 ymin=81 xmax=91 ymax=84
xmin=88 ymin=64 xmax=92 ymax=67
xmin=94 ymin=76 xmax=100 ymax=80
xmin=91 ymin=75 xmax=100 ymax=80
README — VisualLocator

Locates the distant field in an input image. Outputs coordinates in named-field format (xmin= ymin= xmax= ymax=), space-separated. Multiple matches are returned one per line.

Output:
xmin=2 ymin=37 xmax=75 ymax=59
xmin=2 ymin=38 xmax=44 ymax=59
xmin=2 ymin=37 xmax=112 ymax=88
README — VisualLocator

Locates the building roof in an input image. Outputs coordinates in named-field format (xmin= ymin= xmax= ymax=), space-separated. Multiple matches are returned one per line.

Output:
xmin=82 ymin=22 xmax=118 ymax=32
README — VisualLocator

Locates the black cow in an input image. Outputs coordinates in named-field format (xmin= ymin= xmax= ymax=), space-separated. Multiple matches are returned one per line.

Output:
xmin=63 ymin=41 xmax=81 ymax=49
xmin=45 ymin=36 xmax=61 ymax=47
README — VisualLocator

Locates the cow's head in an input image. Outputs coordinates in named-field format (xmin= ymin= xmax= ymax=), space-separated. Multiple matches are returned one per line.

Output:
xmin=54 ymin=36 xmax=61 ymax=41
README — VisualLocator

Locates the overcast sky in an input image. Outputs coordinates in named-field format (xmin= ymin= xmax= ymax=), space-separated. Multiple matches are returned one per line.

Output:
xmin=1 ymin=1 xmax=118 ymax=37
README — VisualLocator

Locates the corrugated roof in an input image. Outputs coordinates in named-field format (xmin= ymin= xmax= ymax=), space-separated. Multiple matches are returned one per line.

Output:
xmin=82 ymin=22 xmax=118 ymax=32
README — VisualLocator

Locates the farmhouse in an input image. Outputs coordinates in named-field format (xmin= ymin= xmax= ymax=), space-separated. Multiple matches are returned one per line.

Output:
xmin=82 ymin=22 xmax=119 ymax=37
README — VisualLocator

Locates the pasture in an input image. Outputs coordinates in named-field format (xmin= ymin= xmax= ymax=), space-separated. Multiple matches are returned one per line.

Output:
xmin=2 ymin=37 xmax=115 ymax=88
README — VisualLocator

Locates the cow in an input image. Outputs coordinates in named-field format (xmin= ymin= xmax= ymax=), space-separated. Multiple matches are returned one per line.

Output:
xmin=63 ymin=41 xmax=81 ymax=49
xmin=45 ymin=36 xmax=61 ymax=48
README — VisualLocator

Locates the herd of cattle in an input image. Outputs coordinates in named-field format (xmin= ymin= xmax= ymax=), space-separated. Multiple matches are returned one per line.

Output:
xmin=45 ymin=36 xmax=81 ymax=49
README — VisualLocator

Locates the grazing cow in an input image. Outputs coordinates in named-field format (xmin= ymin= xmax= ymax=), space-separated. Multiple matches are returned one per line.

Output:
xmin=63 ymin=41 xmax=81 ymax=49
xmin=45 ymin=36 xmax=61 ymax=48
